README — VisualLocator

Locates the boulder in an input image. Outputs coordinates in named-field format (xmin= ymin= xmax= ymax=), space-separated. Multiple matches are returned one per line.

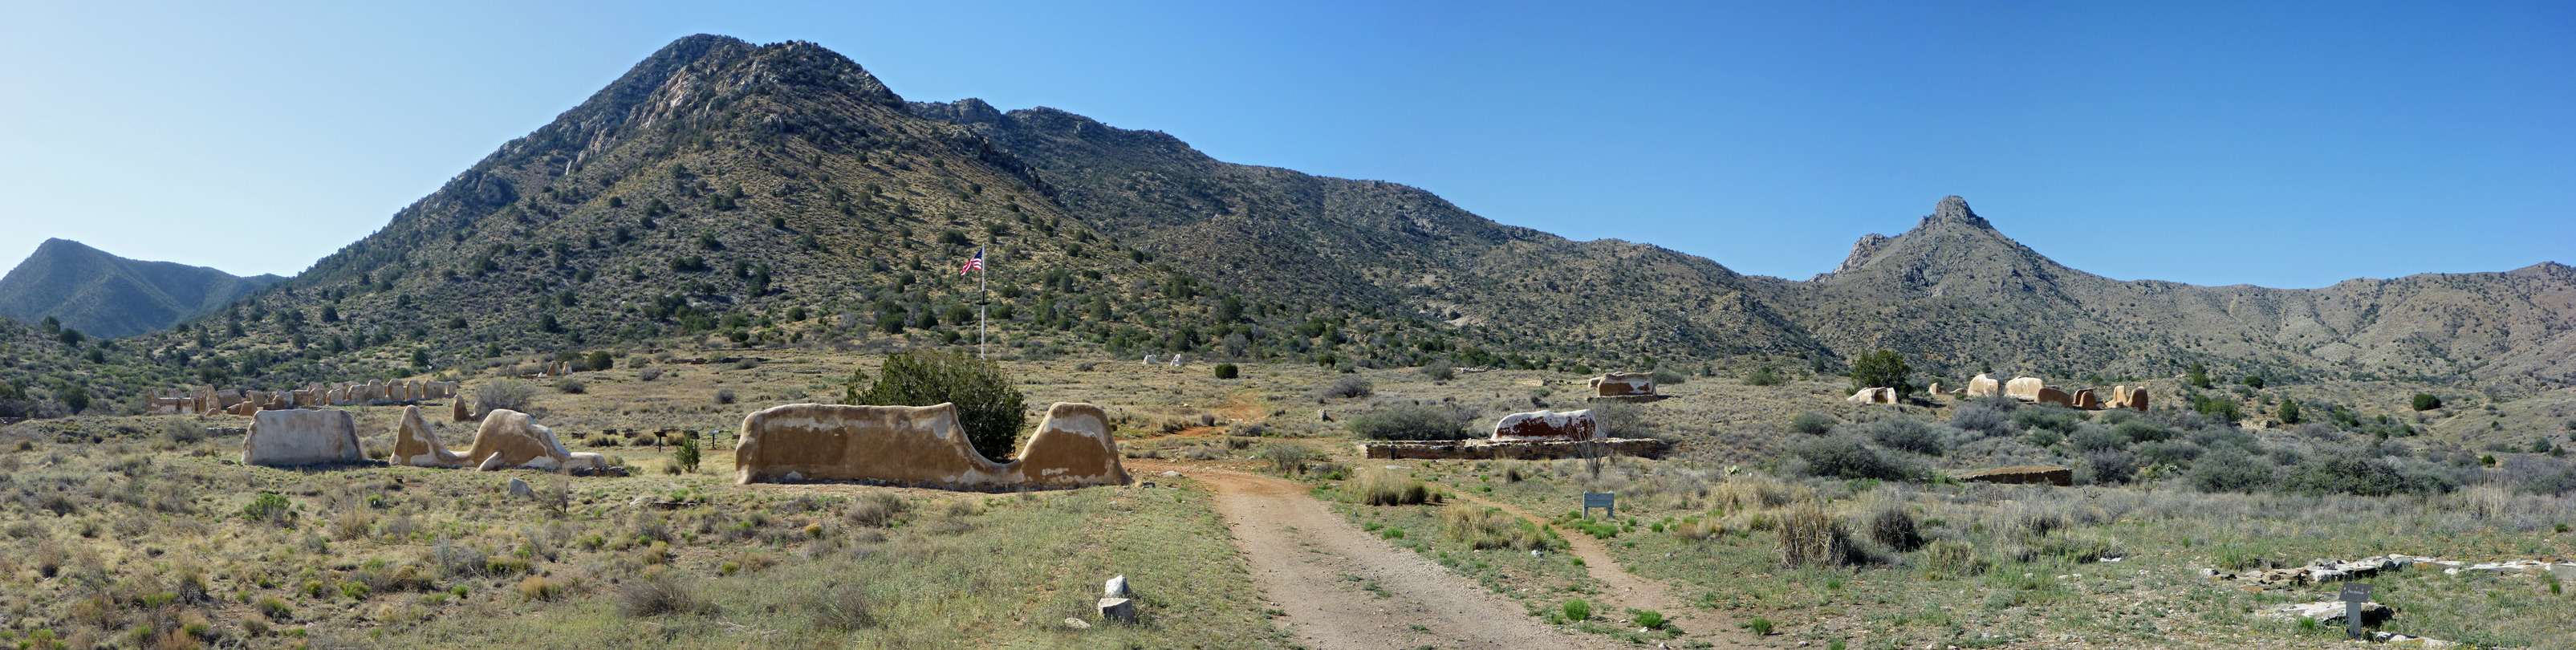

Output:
xmin=241 ymin=408 xmax=364 ymax=466
xmin=1587 ymin=372 xmax=1656 ymax=397
xmin=395 ymin=408 xmax=600 ymax=471
xmin=1104 ymin=575 xmax=1131 ymax=598
xmin=2005 ymin=376 xmax=2046 ymax=402
xmin=1491 ymin=409 xmax=1599 ymax=442
xmin=508 ymin=477 xmax=533 ymax=498
xmin=453 ymin=397 xmax=474 ymax=423
xmin=1097 ymin=597 xmax=1136 ymax=624
xmin=734 ymin=401 xmax=1130 ymax=489
xmin=2034 ymin=386 xmax=2074 ymax=408
xmin=1953 ymin=465 xmax=2074 ymax=487
xmin=1966 ymin=374 xmax=2001 ymax=398
xmin=2261 ymin=600 xmax=2390 ymax=626
xmin=1928 ymin=382 xmax=1944 ymax=396
xmin=2072 ymin=388 xmax=2101 ymax=409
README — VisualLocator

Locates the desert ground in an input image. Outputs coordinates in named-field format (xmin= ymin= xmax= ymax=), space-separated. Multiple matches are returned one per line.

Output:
xmin=2 ymin=347 xmax=2571 ymax=650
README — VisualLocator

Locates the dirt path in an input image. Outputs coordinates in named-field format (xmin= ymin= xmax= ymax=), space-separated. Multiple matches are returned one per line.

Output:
xmin=1135 ymin=460 xmax=1623 ymax=650
xmin=1440 ymin=487 xmax=1756 ymax=648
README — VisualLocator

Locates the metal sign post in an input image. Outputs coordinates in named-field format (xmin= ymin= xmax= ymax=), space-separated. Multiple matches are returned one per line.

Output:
xmin=1582 ymin=492 xmax=1615 ymax=519
xmin=2340 ymin=583 xmax=2374 ymax=640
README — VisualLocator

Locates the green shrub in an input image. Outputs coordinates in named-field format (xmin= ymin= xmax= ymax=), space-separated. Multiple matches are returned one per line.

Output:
xmin=2277 ymin=400 xmax=2302 ymax=425
xmin=1747 ymin=616 xmax=1774 ymax=636
xmin=1254 ymin=442 xmax=1321 ymax=475
xmin=2284 ymin=452 xmax=2453 ymax=496
xmin=1921 ymin=538 xmax=1984 ymax=576
xmin=1743 ymin=366 xmax=1786 ymax=386
xmin=1346 ymin=403 xmax=1474 ymax=441
xmin=1562 ymin=598 xmax=1592 ymax=622
xmin=1790 ymin=411 xmax=1835 ymax=435
xmin=1648 ymin=367 xmax=1688 ymax=386
xmin=1631 ymin=608 xmax=1665 ymax=630
xmin=1441 ymin=506 xmax=1553 ymax=550
xmin=676 ymin=437 xmax=701 ymax=473
xmin=843 ymin=349 xmax=1028 ymax=461
xmin=242 ymin=492 xmax=295 ymax=526
xmin=1315 ymin=376 xmax=1372 ymax=399
xmin=1848 ymin=350 xmax=1913 ymax=399
xmin=2188 ymin=453 xmax=2276 ymax=493
xmin=553 ymin=379 xmax=586 ymax=394
xmin=1866 ymin=506 xmax=1924 ymax=551
xmin=1213 ymin=363 xmax=1239 ymax=380
xmin=1421 ymin=365 xmax=1457 ymax=381
xmin=475 ymin=379 xmax=537 ymax=415
xmin=1867 ymin=417 xmax=1945 ymax=456
xmin=1795 ymin=437 xmax=1921 ymax=481
xmin=2411 ymin=393 xmax=2443 ymax=411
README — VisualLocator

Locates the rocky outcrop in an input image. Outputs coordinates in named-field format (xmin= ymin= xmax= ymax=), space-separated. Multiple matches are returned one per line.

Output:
xmin=241 ymin=408 xmax=364 ymax=466
xmin=1490 ymin=409 xmax=1599 ymax=442
xmin=2005 ymin=376 xmax=2046 ymax=402
xmin=1952 ymin=465 xmax=2072 ymax=486
xmin=733 ymin=401 xmax=1129 ymax=489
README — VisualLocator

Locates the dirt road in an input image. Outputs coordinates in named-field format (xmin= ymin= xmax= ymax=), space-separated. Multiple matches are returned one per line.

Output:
xmin=1139 ymin=461 xmax=1624 ymax=650
xmin=1441 ymin=488 xmax=1754 ymax=648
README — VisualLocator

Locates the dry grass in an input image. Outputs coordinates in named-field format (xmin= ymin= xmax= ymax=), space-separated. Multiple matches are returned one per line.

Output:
xmin=1351 ymin=468 xmax=1430 ymax=506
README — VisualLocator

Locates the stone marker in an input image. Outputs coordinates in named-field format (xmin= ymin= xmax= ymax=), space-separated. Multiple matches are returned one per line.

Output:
xmin=508 ymin=477 xmax=533 ymax=498
xmin=1104 ymin=575 xmax=1131 ymax=598
xmin=1097 ymin=597 xmax=1136 ymax=624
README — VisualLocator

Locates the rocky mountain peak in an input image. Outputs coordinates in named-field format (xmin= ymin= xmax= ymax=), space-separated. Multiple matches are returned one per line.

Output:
xmin=1924 ymin=195 xmax=1989 ymax=229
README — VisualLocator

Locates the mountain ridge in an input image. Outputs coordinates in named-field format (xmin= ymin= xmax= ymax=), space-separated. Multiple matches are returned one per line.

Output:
xmin=0 ymin=238 xmax=282 ymax=339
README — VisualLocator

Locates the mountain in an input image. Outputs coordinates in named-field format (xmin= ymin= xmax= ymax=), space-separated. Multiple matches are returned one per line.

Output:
xmin=44 ymin=35 xmax=2567 ymax=403
xmin=0 ymin=238 xmax=282 ymax=339
xmin=1745 ymin=196 xmax=2576 ymax=391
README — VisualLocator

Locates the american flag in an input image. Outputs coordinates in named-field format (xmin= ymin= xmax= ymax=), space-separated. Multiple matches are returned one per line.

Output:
xmin=958 ymin=249 xmax=984 ymax=275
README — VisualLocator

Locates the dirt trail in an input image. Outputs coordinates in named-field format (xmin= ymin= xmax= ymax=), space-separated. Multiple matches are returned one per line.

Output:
xmin=1134 ymin=460 xmax=1622 ymax=650
xmin=1441 ymin=487 xmax=1755 ymax=647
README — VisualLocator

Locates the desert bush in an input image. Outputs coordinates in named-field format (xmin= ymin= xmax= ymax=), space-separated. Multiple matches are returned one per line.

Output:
xmin=1315 ymin=376 xmax=1373 ymax=399
xmin=1351 ymin=468 xmax=1429 ymax=506
xmin=1346 ymin=403 xmax=1474 ymax=441
xmin=1949 ymin=404 xmax=2012 ymax=437
xmin=1254 ymin=442 xmax=1322 ymax=475
xmin=1213 ymin=363 xmax=1239 ymax=380
xmin=1867 ymin=417 xmax=1947 ymax=456
xmin=1649 ymin=367 xmax=1688 ymax=386
xmin=845 ymin=493 xmax=908 ymax=526
xmin=1864 ymin=506 xmax=1924 ymax=551
xmin=713 ymin=388 xmax=737 ymax=404
xmin=1712 ymin=473 xmax=1794 ymax=510
xmin=2187 ymin=453 xmax=2277 ymax=493
xmin=2012 ymin=406 xmax=2084 ymax=433
xmin=2081 ymin=450 xmax=2137 ymax=485
xmin=475 ymin=379 xmax=537 ymax=415
xmin=2068 ymin=424 xmax=2128 ymax=452
xmin=2133 ymin=440 xmax=2203 ymax=467
xmin=1743 ymin=366 xmax=1785 ymax=386
xmin=636 ymin=368 xmax=663 ymax=382
xmin=1422 ymin=365 xmax=1457 ymax=381
xmin=1562 ymin=598 xmax=1593 ymax=622
xmin=675 ymin=437 xmax=701 ymax=473
xmin=618 ymin=571 xmax=709 ymax=617
xmin=2114 ymin=419 xmax=2172 ymax=444
xmin=2411 ymin=393 xmax=2442 ymax=411
xmin=1847 ymin=350 xmax=1912 ymax=399
xmin=1795 ymin=437 xmax=1921 ymax=481
xmin=843 ymin=349 xmax=1027 ymax=461
xmin=2517 ymin=461 xmax=2576 ymax=495
xmin=1778 ymin=498 xmax=1862 ymax=567
xmin=1920 ymin=538 xmax=1985 ymax=576
xmin=1589 ymin=400 xmax=1658 ymax=439
xmin=1441 ymin=506 xmax=1554 ymax=550
xmin=2284 ymin=451 xmax=2454 ymax=496
xmin=1789 ymin=411 xmax=1835 ymax=435
xmin=805 ymin=583 xmax=876 ymax=631
xmin=241 ymin=492 xmax=294 ymax=527
xmin=553 ymin=379 xmax=585 ymax=394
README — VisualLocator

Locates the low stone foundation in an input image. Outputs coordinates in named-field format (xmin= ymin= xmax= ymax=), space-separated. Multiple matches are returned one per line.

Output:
xmin=1359 ymin=438 xmax=1666 ymax=461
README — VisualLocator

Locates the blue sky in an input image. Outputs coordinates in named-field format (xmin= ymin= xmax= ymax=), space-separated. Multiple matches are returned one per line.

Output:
xmin=1 ymin=1 xmax=2566 ymax=287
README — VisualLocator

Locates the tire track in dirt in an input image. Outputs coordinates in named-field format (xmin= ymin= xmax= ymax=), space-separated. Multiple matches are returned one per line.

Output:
xmin=1440 ymin=485 xmax=1757 ymax=648
xmin=1134 ymin=461 xmax=1623 ymax=650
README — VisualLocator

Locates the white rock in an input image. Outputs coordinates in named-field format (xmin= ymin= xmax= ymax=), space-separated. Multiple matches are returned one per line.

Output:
xmin=1063 ymin=617 xmax=1091 ymax=630
xmin=1105 ymin=575 xmax=1131 ymax=597
xmin=1098 ymin=597 xmax=1136 ymax=624
xmin=507 ymin=477 xmax=533 ymax=498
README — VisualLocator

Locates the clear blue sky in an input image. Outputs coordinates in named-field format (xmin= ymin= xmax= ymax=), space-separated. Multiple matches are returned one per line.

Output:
xmin=2 ymin=1 xmax=2567 ymax=288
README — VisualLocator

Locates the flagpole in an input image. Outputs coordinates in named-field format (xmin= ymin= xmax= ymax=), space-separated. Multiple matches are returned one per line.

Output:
xmin=978 ymin=249 xmax=988 ymax=360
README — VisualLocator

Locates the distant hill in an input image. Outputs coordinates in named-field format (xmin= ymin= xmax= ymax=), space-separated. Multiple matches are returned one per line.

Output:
xmin=0 ymin=238 xmax=282 ymax=339
xmin=27 ymin=34 xmax=2567 ymax=405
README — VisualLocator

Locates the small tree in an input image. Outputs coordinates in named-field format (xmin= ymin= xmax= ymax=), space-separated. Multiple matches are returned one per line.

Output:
xmin=2277 ymin=399 xmax=2302 ymax=425
xmin=2411 ymin=393 xmax=2443 ymax=412
xmin=1848 ymin=350 xmax=1913 ymax=399
xmin=675 ymin=436 xmax=701 ymax=473
xmin=843 ymin=350 xmax=1027 ymax=461
xmin=2186 ymin=362 xmax=2212 ymax=389
xmin=1213 ymin=363 xmax=1239 ymax=380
